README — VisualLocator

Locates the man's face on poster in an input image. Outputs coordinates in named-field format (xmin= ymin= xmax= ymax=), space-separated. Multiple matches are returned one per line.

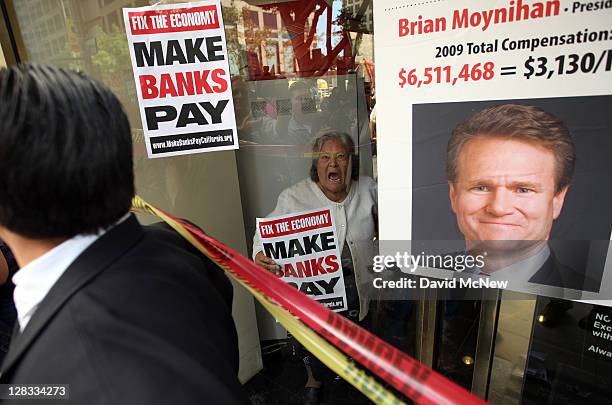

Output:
xmin=449 ymin=137 xmax=569 ymax=244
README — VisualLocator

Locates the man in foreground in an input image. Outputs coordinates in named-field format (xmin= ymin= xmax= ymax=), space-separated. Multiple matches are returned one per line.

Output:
xmin=447 ymin=103 xmax=595 ymax=291
xmin=0 ymin=64 xmax=248 ymax=404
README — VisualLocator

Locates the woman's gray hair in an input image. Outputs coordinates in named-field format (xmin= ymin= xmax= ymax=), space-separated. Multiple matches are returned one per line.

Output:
xmin=309 ymin=131 xmax=359 ymax=182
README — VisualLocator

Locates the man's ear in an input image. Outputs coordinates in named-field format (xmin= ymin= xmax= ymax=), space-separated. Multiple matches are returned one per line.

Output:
xmin=0 ymin=226 xmax=9 ymax=242
xmin=552 ymin=185 xmax=569 ymax=220
xmin=448 ymin=182 xmax=457 ymax=213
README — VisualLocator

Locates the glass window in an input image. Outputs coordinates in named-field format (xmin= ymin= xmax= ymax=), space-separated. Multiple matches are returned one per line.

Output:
xmin=227 ymin=1 xmax=387 ymax=402
xmin=244 ymin=9 xmax=258 ymax=26
xmin=262 ymin=12 xmax=276 ymax=30
xmin=54 ymin=15 xmax=62 ymax=30
xmin=522 ymin=299 xmax=612 ymax=402
xmin=9 ymin=0 xmax=263 ymax=385
xmin=6 ymin=0 xmax=422 ymax=402
xmin=106 ymin=11 xmax=119 ymax=30
xmin=7 ymin=0 xmax=611 ymax=403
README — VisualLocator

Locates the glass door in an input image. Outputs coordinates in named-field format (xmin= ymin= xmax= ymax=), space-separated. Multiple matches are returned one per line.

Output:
xmin=421 ymin=290 xmax=612 ymax=403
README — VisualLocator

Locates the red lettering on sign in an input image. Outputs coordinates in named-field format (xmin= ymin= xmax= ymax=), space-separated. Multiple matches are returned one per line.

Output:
xmin=138 ymin=69 xmax=228 ymax=99
xmin=324 ymin=255 xmax=339 ymax=273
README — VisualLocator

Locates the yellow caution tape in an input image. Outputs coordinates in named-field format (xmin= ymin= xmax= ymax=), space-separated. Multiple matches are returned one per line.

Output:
xmin=131 ymin=195 xmax=406 ymax=405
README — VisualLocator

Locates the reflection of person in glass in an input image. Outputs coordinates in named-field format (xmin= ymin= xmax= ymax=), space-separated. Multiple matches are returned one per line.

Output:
xmin=447 ymin=104 xmax=593 ymax=290
xmin=232 ymin=76 xmax=278 ymax=144
xmin=253 ymin=131 xmax=377 ymax=403
xmin=287 ymin=81 xmax=321 ymax=144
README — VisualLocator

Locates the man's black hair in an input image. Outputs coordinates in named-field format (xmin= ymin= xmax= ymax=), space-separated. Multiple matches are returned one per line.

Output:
xmin=0 ymin=64 xmax=134 ymax=239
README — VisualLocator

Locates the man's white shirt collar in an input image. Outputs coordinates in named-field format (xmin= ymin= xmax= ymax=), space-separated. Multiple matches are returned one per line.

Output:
xmin=12 ymin=213 xmax=130 ymax=331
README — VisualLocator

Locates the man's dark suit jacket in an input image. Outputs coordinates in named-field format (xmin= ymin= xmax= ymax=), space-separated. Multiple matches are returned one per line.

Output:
xmin=528 ymin=253 xmax=600 ymax=292
xmin=450 ymin=248 xmax=600 ymax=292
xmin=0 ymin=214 xmax=249 ymax=404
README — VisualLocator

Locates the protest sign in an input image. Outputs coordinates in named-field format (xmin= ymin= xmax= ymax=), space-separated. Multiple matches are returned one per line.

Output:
xmin=123 ymin=1 xmax=238 ymax=158
xmin=257 ymin=208 xmax=348 ymax=312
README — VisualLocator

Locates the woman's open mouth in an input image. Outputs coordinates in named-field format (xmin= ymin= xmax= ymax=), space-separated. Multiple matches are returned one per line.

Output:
xmin=328 ymin=172 xmax=342 ymax=183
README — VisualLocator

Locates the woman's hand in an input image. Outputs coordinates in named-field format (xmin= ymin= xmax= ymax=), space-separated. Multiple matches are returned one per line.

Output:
xmin=254 ymin=251 xmax=282 ymax=275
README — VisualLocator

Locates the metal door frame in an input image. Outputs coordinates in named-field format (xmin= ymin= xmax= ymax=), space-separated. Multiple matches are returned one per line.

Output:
xmin=0 ymin=0 xmax=25 ymax=65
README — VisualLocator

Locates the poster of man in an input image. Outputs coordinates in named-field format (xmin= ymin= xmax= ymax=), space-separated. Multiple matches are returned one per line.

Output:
xmin=411 ymin=95 xmax=612 ymax=298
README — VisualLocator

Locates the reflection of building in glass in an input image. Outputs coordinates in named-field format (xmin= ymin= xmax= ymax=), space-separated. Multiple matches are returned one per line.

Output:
xmin=342 ymin=0 xmax=373 ymax=33
xmin=223 ymin=0 xmax=356 ymax=80
xmin=14 ymin=0 xmax=77 ymax=64
xmin=242 ymin=5 xmax=288 ymax=77
xmin=75 ymin=0 xmax=149 ymax=81
xmin=223 ymin=0 xmax=308 ymax=79
xmin=14 ymin=0 xmax=149 ymax=71
xmin=15 ymin=0 xmax=360 ymax=82
xmin=78 ymin=0 xmax=149 ymax=37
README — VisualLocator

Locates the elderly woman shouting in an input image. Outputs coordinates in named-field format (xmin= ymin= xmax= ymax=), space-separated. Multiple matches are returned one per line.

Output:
xmin=252 ymin=130 xmax=377 ymax=404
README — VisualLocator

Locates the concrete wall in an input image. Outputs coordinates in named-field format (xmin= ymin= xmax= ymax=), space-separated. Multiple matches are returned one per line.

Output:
xmin=134 ymin=149 xmax=263 ymax=383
